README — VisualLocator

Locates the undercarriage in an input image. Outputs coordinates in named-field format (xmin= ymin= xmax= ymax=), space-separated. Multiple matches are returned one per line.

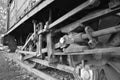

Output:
xmin=3 ymin=0 xmax=120 ymax=80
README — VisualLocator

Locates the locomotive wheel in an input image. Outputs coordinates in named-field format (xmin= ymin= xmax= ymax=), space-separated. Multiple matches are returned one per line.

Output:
xmin=98 ymin=57 xmax=120 ymax=80
xmin=8 ymin=35 xmax=17 ymax=52
xmin=84 ymin=56 xmax=120 ymax=80
xmin=22 ymin=43 xmax=36 ymax=68
xmin=70 ymin=55 xmax=120 ymax=80
xmin=22 ymin=33 xmax=36 ymax=68
xmin=80 ymin=66 xmax=99 ymax=80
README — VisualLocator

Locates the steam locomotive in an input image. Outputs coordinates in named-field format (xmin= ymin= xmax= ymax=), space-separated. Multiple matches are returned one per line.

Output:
xmin=3 ymin=0 xmax=120 ymax=80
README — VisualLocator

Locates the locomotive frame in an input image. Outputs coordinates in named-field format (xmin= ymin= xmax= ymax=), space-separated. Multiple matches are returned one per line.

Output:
xmin=3 ymin=0 xmax=120 ymax=80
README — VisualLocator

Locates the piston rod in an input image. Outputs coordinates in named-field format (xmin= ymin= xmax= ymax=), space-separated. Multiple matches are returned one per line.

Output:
xmin=55 ymin=25 xmax=120 ymax=48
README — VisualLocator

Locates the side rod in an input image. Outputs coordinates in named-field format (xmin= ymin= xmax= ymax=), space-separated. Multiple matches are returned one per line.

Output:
xmin=55 ymin=24 xmax=120 ymax=48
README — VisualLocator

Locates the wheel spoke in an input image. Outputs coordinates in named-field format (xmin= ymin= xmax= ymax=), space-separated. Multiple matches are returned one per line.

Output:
xmin=108 ymin=61 xmax=120 ymax=74
xmin=103 ymin=65 xmax=120 ymax=80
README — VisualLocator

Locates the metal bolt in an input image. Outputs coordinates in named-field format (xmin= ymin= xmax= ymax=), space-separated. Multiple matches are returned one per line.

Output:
xmin=81 ymin=68 xmax=90 ymax=80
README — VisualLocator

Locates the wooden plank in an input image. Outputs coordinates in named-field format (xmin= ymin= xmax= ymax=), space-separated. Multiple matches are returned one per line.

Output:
xmin=4 ymin=0 xmax=54 ymax=36
xmin=49 ymin=0 xmax=95 ymax=29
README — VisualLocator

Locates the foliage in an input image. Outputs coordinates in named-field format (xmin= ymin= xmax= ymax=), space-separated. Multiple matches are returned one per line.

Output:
xmin=0 ymin=0 xmax=7 ymax=34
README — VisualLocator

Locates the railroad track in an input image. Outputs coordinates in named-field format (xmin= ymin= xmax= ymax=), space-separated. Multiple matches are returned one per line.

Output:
xmin=3 ymin=51 xmax=74 ymax=80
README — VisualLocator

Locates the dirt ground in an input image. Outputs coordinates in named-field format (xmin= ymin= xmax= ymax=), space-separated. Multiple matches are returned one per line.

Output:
xmin=0 ymin=51 xmax=41 ymax=80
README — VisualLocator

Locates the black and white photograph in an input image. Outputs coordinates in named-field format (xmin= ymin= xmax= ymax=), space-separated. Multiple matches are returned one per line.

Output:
xmin=0 ymin=0 xmax=120 ymax=80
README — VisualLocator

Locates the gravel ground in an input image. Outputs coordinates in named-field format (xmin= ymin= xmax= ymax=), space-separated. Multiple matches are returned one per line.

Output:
xmin=0 ymin=51 xmax=76 ymax=80
xmin=39 ymin=67 xmax=74 ymax=80
xmin=0 ymin=52 xmax=42 ymax=80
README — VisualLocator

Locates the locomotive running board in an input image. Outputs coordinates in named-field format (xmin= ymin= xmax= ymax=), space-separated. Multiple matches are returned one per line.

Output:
xmin=54 ymin=47 xmax=120 ymax=55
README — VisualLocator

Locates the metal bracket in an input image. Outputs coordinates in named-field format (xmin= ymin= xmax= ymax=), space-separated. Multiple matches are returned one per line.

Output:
xmin=36 ymin=22 xmax=43 ymax=57
xmin=109 ymin=0 xmax=120 ymax=8
xmin=85 ymin=26 xmax=97 ymax=48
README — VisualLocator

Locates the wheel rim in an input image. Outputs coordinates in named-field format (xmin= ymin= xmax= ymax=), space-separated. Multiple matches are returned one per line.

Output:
xmin=78 ymin=56 xmax=120 ymax=80
xmin=93 ymin=57 xmax=120 ymax=80
xmin=101 ymin=58 xmax=120 ymax=80
xmin=22 ymin=41 xmax=36 ymax=68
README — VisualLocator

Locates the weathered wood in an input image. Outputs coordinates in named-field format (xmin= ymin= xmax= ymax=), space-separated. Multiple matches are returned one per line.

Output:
xmin=5 ymin=0 xmax=54 ymax=36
